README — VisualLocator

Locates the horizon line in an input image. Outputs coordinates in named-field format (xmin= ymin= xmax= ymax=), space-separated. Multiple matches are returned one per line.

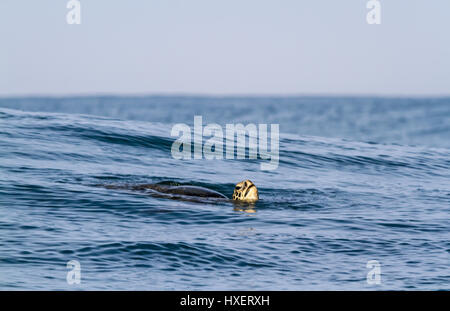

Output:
xmin=1 ymin=92 xmax=450 ymax=100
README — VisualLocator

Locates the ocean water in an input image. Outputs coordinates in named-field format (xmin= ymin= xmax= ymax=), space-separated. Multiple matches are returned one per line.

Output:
xmin=0 ymin=96 xmax=449 ymax=290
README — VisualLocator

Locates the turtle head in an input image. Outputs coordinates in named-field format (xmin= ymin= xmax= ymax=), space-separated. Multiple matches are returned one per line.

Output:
xmin=232 ymin=180 xmax=259 ymax=202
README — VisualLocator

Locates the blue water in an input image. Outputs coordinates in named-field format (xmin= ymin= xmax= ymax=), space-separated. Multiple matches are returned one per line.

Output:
xmin=0 ymin=96 xmax=449 ymax=290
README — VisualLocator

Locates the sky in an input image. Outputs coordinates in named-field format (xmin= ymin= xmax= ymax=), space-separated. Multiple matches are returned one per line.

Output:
xmin=0 ymin=0 xmax=449 ymax=96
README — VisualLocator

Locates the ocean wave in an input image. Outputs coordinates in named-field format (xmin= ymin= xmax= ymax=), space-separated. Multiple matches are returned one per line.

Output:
xmin=0 ymin=102 xmax=449 ymax=290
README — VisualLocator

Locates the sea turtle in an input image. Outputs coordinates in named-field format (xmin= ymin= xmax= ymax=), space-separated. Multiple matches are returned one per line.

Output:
xmin=102 ymin=179 xmax=259 ymax=203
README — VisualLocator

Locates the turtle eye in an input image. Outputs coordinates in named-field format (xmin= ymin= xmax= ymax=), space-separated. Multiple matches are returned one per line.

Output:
xmin=235 ymin=186 xmax=241 ymax=190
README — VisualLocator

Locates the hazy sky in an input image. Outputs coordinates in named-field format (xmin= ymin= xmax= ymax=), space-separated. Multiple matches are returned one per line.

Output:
xmin=1 ymin=0 xmax=449 ymax=96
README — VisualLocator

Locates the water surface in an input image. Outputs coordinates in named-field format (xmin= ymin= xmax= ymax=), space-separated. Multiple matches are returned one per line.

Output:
xmin=0 ymin=96 xmax=449 ymax=290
